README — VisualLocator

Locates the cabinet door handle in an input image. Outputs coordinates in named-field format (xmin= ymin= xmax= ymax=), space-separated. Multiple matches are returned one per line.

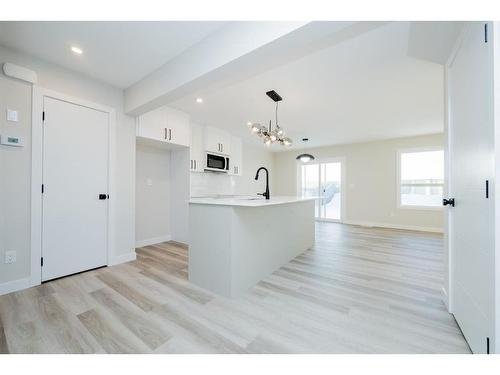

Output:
xmin=169 ymin=128 xmax=172 ymax=141
xmin=194 ymin=160 xmax=197 ymax=170
xmin=164 ymin=128 xmax=168 ymax=140
xmin=190 ymin=160 xmax=193 ymax=169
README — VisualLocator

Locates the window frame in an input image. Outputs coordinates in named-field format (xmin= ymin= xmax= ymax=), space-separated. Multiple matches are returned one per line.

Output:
xmin=296 ymin=157 xmax=346 ymax=223
xmin=396 ymin=147 xmax=444 ymax=211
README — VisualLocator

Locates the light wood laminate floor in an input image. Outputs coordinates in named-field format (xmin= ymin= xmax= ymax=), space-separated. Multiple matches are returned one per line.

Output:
xmin=0 ymin=223 xmax=470 ymax=353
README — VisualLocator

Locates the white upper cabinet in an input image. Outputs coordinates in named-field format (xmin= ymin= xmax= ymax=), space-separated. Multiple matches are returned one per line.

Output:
xmin=204 ymin=126 xmax=231 ymax=155
xmin=166 ymin=108 xmax=190 ymax=147
xmin=136 ymin=106 xmax=190 ymax=147
xmin=136 ymin=106 xmax=166 ymax=140
xmin=190 ymin=123 xmax=204 ymax=172
xmin=229 ymin=136 xmax=243 ymax=176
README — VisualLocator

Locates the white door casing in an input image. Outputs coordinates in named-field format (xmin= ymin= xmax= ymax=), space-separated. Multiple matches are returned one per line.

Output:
xmin=41 ymin=97 xmax=109 ymax=281
xmin=30 ymin=87 xmax=116 ymax=286
xmin=447 ymin=22 xmax=494 ymax=353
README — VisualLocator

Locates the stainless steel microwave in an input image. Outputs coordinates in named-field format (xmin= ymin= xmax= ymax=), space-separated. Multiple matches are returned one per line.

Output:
xmin=205 ymin=152 xmax=230 ymax=172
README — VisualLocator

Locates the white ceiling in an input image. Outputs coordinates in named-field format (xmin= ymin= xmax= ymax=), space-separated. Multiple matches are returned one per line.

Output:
xmin=0 ymin=21 xmax=454 ymax=151
xmin=0 ymin=21 xmax=226 ymax=88
xmin=170 ymin=22 xmax=447 ymax=150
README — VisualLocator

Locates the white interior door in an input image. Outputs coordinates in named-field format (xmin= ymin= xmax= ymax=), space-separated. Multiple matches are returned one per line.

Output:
xmin=300 ymin=161 xmax=343 ymax=222
xmin=42 ymin=96 xmax=109 ymax=281
xmin=448 ymin=22 xmax=494 ymax=353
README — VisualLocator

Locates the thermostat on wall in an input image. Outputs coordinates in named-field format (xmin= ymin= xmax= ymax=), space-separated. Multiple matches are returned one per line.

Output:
xmin=0 ymin=135 xmax=23 ymax=147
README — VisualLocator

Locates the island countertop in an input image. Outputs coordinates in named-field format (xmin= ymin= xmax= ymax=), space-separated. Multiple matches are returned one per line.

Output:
xmin=188 ymin=195 xmax=317 ymax=207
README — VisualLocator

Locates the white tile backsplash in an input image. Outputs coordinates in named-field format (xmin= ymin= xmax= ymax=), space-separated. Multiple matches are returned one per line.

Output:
xmin=189 ymin=141 xmax=275 ymax=198
xmin=190 ymin=171 xmax=237 ymax=197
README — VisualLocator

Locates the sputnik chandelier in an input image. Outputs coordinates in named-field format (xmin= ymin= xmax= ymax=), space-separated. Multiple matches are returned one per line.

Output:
xmin=249 ymin=90 xmax=292 ymax=147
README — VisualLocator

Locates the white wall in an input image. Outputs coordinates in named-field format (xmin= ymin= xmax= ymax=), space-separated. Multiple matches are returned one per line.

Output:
xmin=273 ymin=133 xmax=445 ymax=232
xmin=0 ymin=76 xmax=31 ymax=285
xmin=190 ymin=141 xmax=275 ymax=197
xmin=135 ymin=143 xmax=171 ymax=245
xmin=135 ymin=134 xmax=274 ymax=247
xmin=135 ymin=145 xmax=190 ymax=247
xmin=170 ymin=148 xmax=190 ymax=244
xmin=0 ymin=45 xmax=136 ymax=289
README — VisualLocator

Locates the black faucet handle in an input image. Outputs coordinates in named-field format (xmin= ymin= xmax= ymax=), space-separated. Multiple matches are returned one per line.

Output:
xmin=257 ymin=192 xmax=270 ymax=200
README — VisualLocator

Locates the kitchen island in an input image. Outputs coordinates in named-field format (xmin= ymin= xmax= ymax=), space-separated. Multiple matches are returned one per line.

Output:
xmin=188 ymin=196 xmax=315 ymax=298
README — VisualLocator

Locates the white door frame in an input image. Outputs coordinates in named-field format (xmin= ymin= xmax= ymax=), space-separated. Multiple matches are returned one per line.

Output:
xmin=297 ymin=157 xmax=346 ymax=223
xmin=30 ymin=87 xmax=116 ymax=287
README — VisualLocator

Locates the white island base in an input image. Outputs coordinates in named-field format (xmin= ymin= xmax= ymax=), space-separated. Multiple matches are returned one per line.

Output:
xmin=188 ymin=197 xmax=315 ymax=298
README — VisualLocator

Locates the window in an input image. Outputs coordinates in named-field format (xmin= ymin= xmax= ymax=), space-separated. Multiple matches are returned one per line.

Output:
xmin=399 ymin=149 xmax=444 ymax=208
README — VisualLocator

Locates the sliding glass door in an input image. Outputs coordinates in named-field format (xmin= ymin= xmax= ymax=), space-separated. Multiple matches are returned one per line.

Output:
xmin=300 ymin=160 xmax=343 ymax=222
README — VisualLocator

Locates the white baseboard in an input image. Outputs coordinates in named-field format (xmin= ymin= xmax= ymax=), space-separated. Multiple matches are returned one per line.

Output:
xmin=342 ymin=220 xmax=443 ymax=234
xmin=1 ymin=251 xmax=138 ymax=296
xmin=135 ymin=234 xmax=172 ymax=248
xmin=0 ymin=276 xmax=31 ymax=296
xmin=108 ymin=251 xmax=137 ymax=266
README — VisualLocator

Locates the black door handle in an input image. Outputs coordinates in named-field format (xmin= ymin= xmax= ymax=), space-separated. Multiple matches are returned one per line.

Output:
xmin=99 ymin=194 xmax=108 ymax=200
xmin=443 ymin=198 xmax=455 ymax=207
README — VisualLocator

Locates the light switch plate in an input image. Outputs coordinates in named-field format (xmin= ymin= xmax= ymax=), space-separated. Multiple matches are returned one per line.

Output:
xmin=0 ymin=135 xmax=23 ymax=147
xmin=7 ymin=109 xmax=18 ymax=122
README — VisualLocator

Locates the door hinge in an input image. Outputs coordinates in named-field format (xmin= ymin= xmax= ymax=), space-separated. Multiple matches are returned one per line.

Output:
xmin=485 ymin=23 xmax=488 ymax=43
xmin=487 ymin=337 xmax=490 ymax=354
xmin=41 ymin=257 xmax=44 ymax=267
xmin=41 ymin=184 xmax=44 ymax=193
xmin=486 ymin=180 xmax=489 ymax=198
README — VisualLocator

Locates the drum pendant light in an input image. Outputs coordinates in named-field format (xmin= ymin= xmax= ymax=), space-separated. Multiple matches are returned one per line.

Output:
xmin=296 ymin=138 xmax=315 ymax=163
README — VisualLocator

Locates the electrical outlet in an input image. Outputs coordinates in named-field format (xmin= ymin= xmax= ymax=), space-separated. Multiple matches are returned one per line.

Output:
xmin=5 ymin=250 xmax=16 ymax=264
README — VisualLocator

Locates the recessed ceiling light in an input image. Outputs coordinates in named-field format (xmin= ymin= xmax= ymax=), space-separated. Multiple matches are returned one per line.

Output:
xmin=196 ymin=98 xmax=203 ymax=103
xmin=71 ymin=46 xmax=83 ymax=55
xmin=247 ymin=121 xmax=252 ymax=126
